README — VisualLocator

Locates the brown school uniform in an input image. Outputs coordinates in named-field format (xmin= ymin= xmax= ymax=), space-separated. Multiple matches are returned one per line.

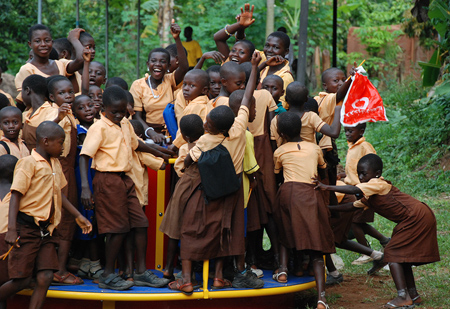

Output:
xmin=0 ymin=89 xmax=15 ymax=106
xmin=179 ymin=106 xmax=249 ymax=261
xmin=329 ymin=180 xmax=356 ymax=244
xmin=0 ymin=136 xmax=30 ymax=159
xmin=258 ymin=61 xmax=294 ymax=109
xmin=173 ymin=143 xmax=189 ymax=177
xmin=206 ymin=96 xmax=229 ymax=114
xmin=130 ymin=73 xmax=177 ymax=127
xmin=270 ymin=112 xmax=325 ymax=148
xmin=22 ymin=102 xmax=58 ymax=152
xmin=314 ymin=92 xmax=341 ymax=151
xmin=0 ymin=193 xmax=11 ymax=284
xmin=246 ymin=89 xmax=277 ymax=231
xmin=80 ymin=115 xmax=149 ymax=234
xmin=354 ymin=178 xmax=440 ymax=264
xmin=14 ymin=59 xmax=72 ymax=103
xmin=8 ymin=150 xmax=67 ymax=278
xmin=273 ymin=141 xmax=335 ymax=253
xmin=343 ymin=137 xmax=377 ymax=223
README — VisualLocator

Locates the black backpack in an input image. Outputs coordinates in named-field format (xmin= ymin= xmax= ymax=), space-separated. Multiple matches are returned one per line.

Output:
xmin=197 ymin=140 xmax=240 ymax=201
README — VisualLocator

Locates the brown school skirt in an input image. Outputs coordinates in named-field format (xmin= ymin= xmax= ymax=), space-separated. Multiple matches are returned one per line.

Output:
xmin=329 ymin=194 xmax=356 ymax=244
xmin=8 ymin=223 xmax=59 ymax=279
xmin=246 ymin=134 xmax=277 ymax=231
xmin=180 ymin=176 xmax=245 ymax=261
xmin=273 ymin=182 xmax=335 ymax=254
xmin=366 ymin=186 xmax=440 ymax=265
xmin=352 ymin=207 xmax=375 ymax=223
xmin=159 ymin=164 xmax=200 ymax=240
xmin=93 ymin=172 xmax=149 ymax=235
xmin=0 ymin=233 xmax=9 ymax=285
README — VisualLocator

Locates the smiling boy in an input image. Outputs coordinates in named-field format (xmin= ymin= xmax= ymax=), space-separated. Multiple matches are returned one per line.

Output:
xmin=0 ymin=106 xmax=30 ymax=158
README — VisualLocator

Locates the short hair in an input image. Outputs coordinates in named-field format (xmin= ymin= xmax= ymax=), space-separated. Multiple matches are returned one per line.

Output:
xmin=184 ymin=26 xmax=193 ymax=37
xmin=355 ymin=122 xmax=367 ymax=130
xmin=49 ymin=48 xmax=59 ymax=60
xmin=22 ymin=74 xmax=48 ymax=97
xmin=262 ymin=74 xmax=283 ymax=87
xmin=53 ymin=38 xmax=73 ymax=55
xmin=179 ymin=114 xmax=204 ymax=141
xmin=148 ymin=47 xmax=170 ymax=62
xmin=304 ymin=97 xmax=319 ymax=114
xmin=234 ymin=39 xmax=256 ymax=57
xmin=208 ymin=105 xmax=235 ymax=137
xmin=72 ymin=94 xmax=91 ymax=109
xmin=220 ymin=62 xmax=245 ymax=80
xmin=358 ymin=154 xmax=383 ymax=173
xmin=79 ymin=31 xmax=94 ymax=45
xmin=0 ymin=94 xmax=9 ymax=110
xmin=36 ymin=121 xmax=65 ymax=142
xmin=321 ymin=67 xmax=344 ymax=84
xmin=228 ymin=89 xmax=245 ymax=116
xmin=0 ymin=106 xmax=22 ymax=121
xmin=286 ymin=82 xmax=308 ymax=107
xmin=206 ymin=65 xmax=221 ymax=75
xmin=47 ymin=75 xmax=71 ymax=96
xmin=185 ymin=69 xmax=210 ymax=88
xmin=239 ymin=62 xmax=260 ymax=85
xmin=102 ymin=86 xmax=127 ymax=107
xmin=129 ymin=119 xmax=145 ymax=137
xmin=278 ymin=112 xmax=301 ymax=139
xmin=277 ymin=26 xmax=287 ymax=33
xmin=0 ymin=154 xmax=18 ymax=183
xmin=91 ymin=61 xmax=106 ymax=75
xmin=267 ymin=31 xmax=290 ymax=50
xmin=165 ymin=43 xmax=187 ymax=57
xmin=125 ymin=90 xmax=134 ymax=108
xmin=105 ymin=77 xmax=129 ymax=90
xmin=28 ymin=24 xmax=51 ymax=41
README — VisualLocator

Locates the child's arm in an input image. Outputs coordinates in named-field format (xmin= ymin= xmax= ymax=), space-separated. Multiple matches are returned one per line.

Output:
xmin=136 ymin=140 xmax=174 ymax=162
xmin=336 ymin=62 xmax=357 ymax=102
xmin=5 ymin=191 xmax=22 ymax=247
xmin=258 ymin=55 xmax=285 ymax=72
xmin=79 ymin=154 xmax=94 ymax=209
xmin=194 ymin=51 xmax=226 ymax=70
xmin=241 ymin=51 xmax=261 ymax=108
xmin=312 ymin=177 xmax=363 ymax=195
xmin=61 ymin=194 xmax=92 ymax=234
xmin=318 ymin=105 xmax=342 ymax=138
xmin=172 ymin=20 xmax=189 ymax=86
xmin=66 ymin=28 xmax=86 ymax=74
xmin=329 ymin=202 xmax=358 ymax=212
xmin=81 ymin=48 xmax=92 ymax=95
xmin=184 ymin=153 xmax=194 ymax=170
xmin=53 ymin=104 xmax=71 ymax=123
xmin=213 ymin=4 xmax=255 ymax=59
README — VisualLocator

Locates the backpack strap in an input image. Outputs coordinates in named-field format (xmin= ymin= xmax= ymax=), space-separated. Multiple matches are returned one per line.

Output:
xmin=0 ymin=141 xmax=10 ymax=155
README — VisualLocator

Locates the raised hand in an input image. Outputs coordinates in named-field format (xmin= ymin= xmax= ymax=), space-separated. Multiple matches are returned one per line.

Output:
xmin=266 ymin=55 xmax=285 ymax=66
xmin=237 ymin=3 xmax=255 ymax=28
xmin=203 ymin=51 xmax=226 ymax=64
xmin=67 ymin=28 xmax=85 ymax=41
xmin=82 ymin=46 xmax=91 ymax=62
xmin=251 ymin=50 xmax=262 ymax=66
xmin=170 ymin=19 xmax=181 ymax=39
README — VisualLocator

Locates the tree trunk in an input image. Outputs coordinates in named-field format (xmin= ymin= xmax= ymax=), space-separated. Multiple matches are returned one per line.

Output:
xmin=297 ymin=0 xmax=309 ymax=85
xmin=158 ymin=0 xmax=173 ymax=47
xmin=266 ymin=0 xmax=274 ymax=38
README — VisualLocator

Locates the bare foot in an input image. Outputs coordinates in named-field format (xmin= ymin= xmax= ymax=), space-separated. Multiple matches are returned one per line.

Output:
xmin=384 ymin=296 xmax=413 ymax=308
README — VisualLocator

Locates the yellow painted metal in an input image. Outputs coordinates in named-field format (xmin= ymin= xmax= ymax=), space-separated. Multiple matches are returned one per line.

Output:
xmin=155 ymin=169 xmax=167 ymax=270
xmin=168 ymin=158 xmax=176 ymax=164
xmin=102 ymin=300 xmax=115 ymax=309
xmin=202 ymin=260 xmax=209 ymax=299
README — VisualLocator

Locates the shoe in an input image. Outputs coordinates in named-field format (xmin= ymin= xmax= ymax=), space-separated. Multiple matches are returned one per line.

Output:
xmin=325 ymin=273 xmax=343 ymax=285
xmin=168 ymin=279 xmax=194 ymax=296
xmin=232 ymin=270 xmax=264 ymax=289
xmin=367 ymin=255 xmax=388 ymax=275
xmin=133 ymin=270 xmax=171 ymax=287
xmin=272 ymin=271 xmax=288 ymax=283
xmin=99 ymin=273 xmax=134 ymax=290
xmin=352 ymin=255 xmax=373 ymax=265
xmin=250 ymin=267 xmax=264 ymax=278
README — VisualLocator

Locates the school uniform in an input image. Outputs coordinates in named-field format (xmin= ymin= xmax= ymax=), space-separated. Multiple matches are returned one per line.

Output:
xmin=329 ymin=181 xmax=356 ymax=244
xmin=243 ymin=131 xmax=259 ymax=209
xmin=314 ymin=92 xmax=341 ymax=151
xmin=246 ymin=89 xmax=277 ymax=231
xmin=206 ymin=96 xmax=229 ymax=114
xmin=130 ymin=73 xmax=177 ymax=129
xmin=0 ymin=136 xmax=30 ymax=159
xmin=22 ymin=102 xmax=58 ymax=152
xmin=0 ymin=89 xmax=15 ymax=106
xmin=270 ymin=112 xmax=325 ymax=148
xmin=273 ymin=141 xmax=335 ymax=253
xmin=179 ymin=106 xmax=249 ymax=261
xmin=14 ymin=59 xmax=72 ymax=103
xmin=354 ymin=178 xmax=440 ymax=264
xmin=80 ymin=115 xmax=149 ymax=235
xmin=258 ymin=60 xmax=294 ymax=109
xmin=0 ymin=192 xmax=11 ymax=285
xmin=8 ymin=150 xmax=67 ymax=279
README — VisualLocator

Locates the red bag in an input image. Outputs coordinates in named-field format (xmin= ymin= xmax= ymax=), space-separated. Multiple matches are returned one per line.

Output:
xmin=341 ymin=72 xmax=388 ymax=126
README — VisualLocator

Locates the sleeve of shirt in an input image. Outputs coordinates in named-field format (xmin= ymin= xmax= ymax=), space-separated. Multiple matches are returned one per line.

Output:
xmin=195 ymin=41 xmax=203 ymax=59
xmin=15 ymin=65 xmax=33 ymax=92
xmin=138 ymin=152 xmax=164 ymax=171
xmin=174 ymin=145 xmax=188 ymax=177
xmin=57 ymin=59 xmax=73 ymax=76
xmin=270 ymin=116 xmax=277 ymax=141
xmin=356 ymin=180 xmax=384 ymax=198
xmin=322 ymin=94 xmax=337 ymax=119
xmin=172 ymin=132 xmax=187 ymax=149
xmin=56 ymin=160 xmax=68 ymax=189
xmin=80 ymin=122 xmax=103 ymax=158
xmin=228 ymin=106 xmax=249 ymax=139
xmin=129 ymin=126 xmax=139 ymax=151
xmin=10 ymin=158 xmax=33 ymax=194
xmin=130 ymin=80 xmax=144 ymax=112
xmin=362 ymin=142 xmax=376 ymax=156
xmin=311 ymin=113 xmax=326 ymax=132
xmin=167 ymin=72 xmax=177 ymax=90
xmin=0 ymin=145 xmax=7 ymax=156
xmin=353 ymin=199 xmax=369 ymax=210
xmin=273 ymin=149 xmax=282 ymax=174
xmin=268 ymin=92 xmax=278 ymax=112
xmin=189 ymin=144 xmax=202 ymax=162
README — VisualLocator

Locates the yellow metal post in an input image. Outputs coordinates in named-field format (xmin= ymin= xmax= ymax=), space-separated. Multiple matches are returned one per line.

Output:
xmin=155 ymin=169 xmax=167 ymax=270
xmin=202 ymin=260 xmax=209 ymax=299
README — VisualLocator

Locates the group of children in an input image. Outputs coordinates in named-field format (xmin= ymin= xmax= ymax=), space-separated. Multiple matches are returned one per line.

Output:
xmin=0 ymin=3 xmax=440 ymax=309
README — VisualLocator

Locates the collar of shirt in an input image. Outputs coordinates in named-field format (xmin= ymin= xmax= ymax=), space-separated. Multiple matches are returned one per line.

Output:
xmin=348 ymin=136 xmax=366 ymax=149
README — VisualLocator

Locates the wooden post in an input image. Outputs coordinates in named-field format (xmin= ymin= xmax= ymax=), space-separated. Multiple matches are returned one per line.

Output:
xmin=297 ymin=0 xmax=309 ymax=85
xmin=158 ymin=0 xmax=174 ymax=47
xmin=266 ymin=0 xmax=275 ymax=38
xmin=314 ymin=46 xmax=321 ymax=89
xmin=322 ymin=49 xmax=331 ymax=71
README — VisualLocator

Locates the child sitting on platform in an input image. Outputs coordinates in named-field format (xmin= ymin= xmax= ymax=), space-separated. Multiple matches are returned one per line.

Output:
xmin=0 ymin=106 xmax=30 ymax=158
xmin=314 ymin=154 xmax=440 ymax=308
xmin=0 ymin=121 xmax=91 ymax=308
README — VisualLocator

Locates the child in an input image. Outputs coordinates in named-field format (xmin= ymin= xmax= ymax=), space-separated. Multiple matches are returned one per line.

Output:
xmin=340 ymin=123 xmax=391 ymax=265
xmin=79 ymin=86 xmax=170 ymax=290
xmin=87 ymin=62 xmax=106 ymax=88
xmin=272 ymin=112 xmax=333 ymax=309
xmin=193 ymin=51 xmax=226 ymax=70
xmin=0 ymin=121 xmax=91 ymax=308
xmin=130 ymin=21 xmax=188 ymax=144
xmin=168 ymin=52 xmax=263 ymax=295
xmin=0 ymin=68 xmax=16 ymax=107
xmin=52 ymin=38 xmax=73 ymax=60
xmin=206 ymin=65 xmax=222 ymax=99
xmin=314 ymin=154 xmax=440 ymax=308
xmin=105 ymin=77 xmax=129 ymax=90
xmin=181 ymin=26 xmax=203 ymax=69
xmin=14 ymin=25 xmax=85 ymax=106
xmin=88 ymin=85 xmax=103 ymax=117
xmin=47 ymin=75 xmax=83 ymax=285
xmin=261 ymin=75 xmax=286 ymax=115
xmin=160 ymin=114 xmax=204 ymax=281
xmin=0 ymin=154 xmax=18 ymax=309
xmin=0 ymin=106 xmax=30 ymax=158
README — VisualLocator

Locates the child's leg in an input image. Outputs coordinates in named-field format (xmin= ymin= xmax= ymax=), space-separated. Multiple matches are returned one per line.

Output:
xmin=387 ymin=262 xmax=413 ymax=307
xmin=338 ymin=239 xmax=382 ymax=258
xmin=403 ymin=264 xmax=420 ymax=301
xmin=360 ymin=224 xmax=390 ymax=244
xmin=30 ymin=270 xmax=53 ymax=309
xmin=103 ymin=233 xmax=127 ymax=277
xmin=164 ymin=238 xmax=179 ymax=279
xmin=214 ymin=257 xmax=224 ymax=279
xmin=265 ymin=214 xmax=280 ymax=267
xmin=351 ymin=223 xmax=370 ymax=247
xmin=273 ymin=244 xmax=288 ymax=282
xmin=133 ymin=227 xmax=147 ymax=274
xmin=124 ymin=231 xmax=135 ymax=277
xmin=0 ymin=277 xmax=32 ymax=303
xmin=181 ymin=259 xmax=193 ymax=283
xmin=310 ymin=251 xmax=327 ymax=307
xmin=235 ymin=254 xmax=245 ymax=272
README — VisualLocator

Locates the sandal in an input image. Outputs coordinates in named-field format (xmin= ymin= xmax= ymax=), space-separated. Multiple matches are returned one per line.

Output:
xmin=211 ymin=278 xmax=232 ymax=290
xmin=383 ymin=301 xmax=415 ymax=308
xmin=168 ymin=279 xmax=194 ymax=296
xmin=52 ymin=272 xmax=84 ymax=285
xmin=317 ymin=300 xmax=330 ymax=309
xmin=412 ymin=295 xmax=422 ymax=305
xmin=272 ymin=271 xmax=288 ymax=283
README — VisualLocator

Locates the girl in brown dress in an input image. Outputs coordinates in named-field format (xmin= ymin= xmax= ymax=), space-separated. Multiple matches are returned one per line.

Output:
xmin=314 ymin=154 xmax=440 ymax=309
